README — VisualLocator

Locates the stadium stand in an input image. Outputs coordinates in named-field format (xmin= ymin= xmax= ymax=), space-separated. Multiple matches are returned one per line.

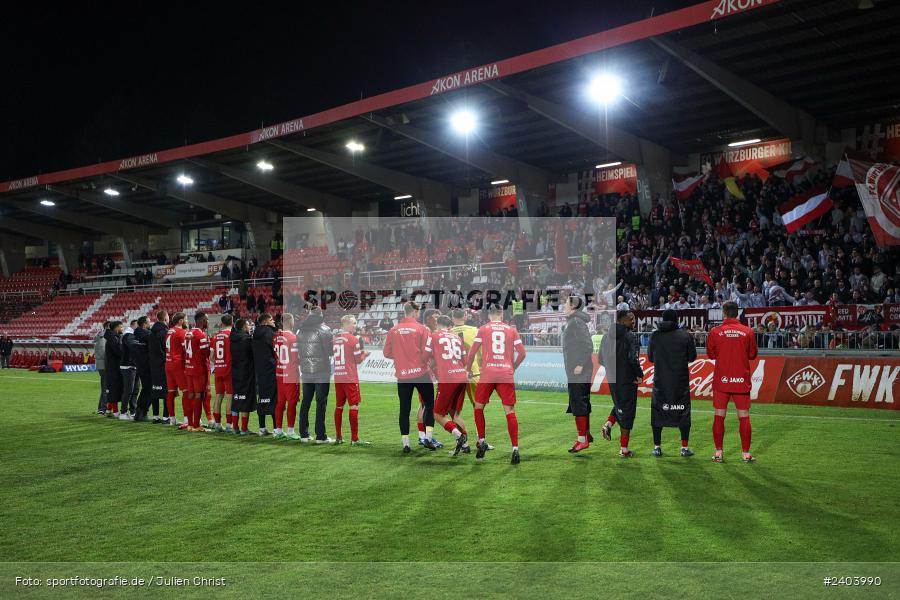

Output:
xmin=0 ymin=266 xmax=64 ymax=297
xmin=2 ymin=294 xmax=101 ymax=338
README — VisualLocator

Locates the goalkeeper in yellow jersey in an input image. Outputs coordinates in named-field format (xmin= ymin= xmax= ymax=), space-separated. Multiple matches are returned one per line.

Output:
xmin=450 ymin=308 xmax=493 ymax=453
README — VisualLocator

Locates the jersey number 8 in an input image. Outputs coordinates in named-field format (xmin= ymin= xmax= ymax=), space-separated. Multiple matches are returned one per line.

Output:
xmin=491 ymin=331 xmax=505 ymax=355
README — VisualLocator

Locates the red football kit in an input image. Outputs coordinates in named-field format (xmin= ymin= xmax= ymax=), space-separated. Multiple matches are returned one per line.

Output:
xmin=383 ymin=317 xmax=431 ymax=380
xmin=333 ymin=330 xmax=368 ymax=441
xmin=274 ymin=330 xmax=300 ymax=430
xmin=707 ymin=317 xmax=759 ymax=410
xmin=426 ymin=329 xmax=468 ymax=416
xmin=211 ymin=329 xmax=233 ymax=395
xmin=333 ymin=331 xmax=367 ymax=406
xmin=165 ymin=326 xmax=188 ymax=392
xmin=467 ymin=320 xmax=526 ymax=406
xmin=183 ymin=327 xmax=210 ymax=394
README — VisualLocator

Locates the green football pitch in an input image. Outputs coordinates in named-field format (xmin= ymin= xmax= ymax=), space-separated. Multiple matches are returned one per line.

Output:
xmin=1 ymin=370 xmax=898 ymax=599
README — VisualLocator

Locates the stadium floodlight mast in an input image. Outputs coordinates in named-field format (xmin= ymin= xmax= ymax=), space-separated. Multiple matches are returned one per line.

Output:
xmin=103 ymin=188 xmax=120 ymax=196
xmin=256 ymin=160 xmax=274 ymax=171
xmin=345 ymin=140 xmax=365 ymax=153
xmin=450 ymin=110 xmax=476 ymax=135
xmin=588 ymin=73 xmax=622 ymax=105
xmin=728 ymin=138 xmax=761 ymax=147
xmin=595 ymin=161 xmax=622 ymax=169
xmin=491 ymin=179 xmax=510 ymax=185
xmin=39 ymin=199 xmax=55 ymax=206
xmin=394 ymin=194 xmax=412 ymax=200
xmin=176 ymin=174 xmax=194 ymax=185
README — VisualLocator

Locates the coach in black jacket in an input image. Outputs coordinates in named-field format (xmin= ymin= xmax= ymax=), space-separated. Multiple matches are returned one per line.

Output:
xmin=132 ymin=316 xmax=155 ymax=421
xmin=252 ymin=313 xmax=278 ymax=434
xmin=646 ymin=309 xmax=697 ymax=457
xmin=149 ymin=311 xmax=170 ymax=420
xmin=104 ymin=321 xmax=125 ymax=416
xmin=297 ymin=307 xmax=334 ymax=442
xmin=119 ymin=323 xmax=139 ymax=417
xmin=230 ymin=318 xmax=255 ymax=433
xmin=599 ymin=310 xmax=643 ymax=456
xmin=561 ymin=297 xmax=593 ymax=453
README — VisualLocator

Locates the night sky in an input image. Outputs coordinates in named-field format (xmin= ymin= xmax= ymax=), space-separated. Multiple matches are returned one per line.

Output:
xmin=3 ymin=1 xmax=699 ymax=181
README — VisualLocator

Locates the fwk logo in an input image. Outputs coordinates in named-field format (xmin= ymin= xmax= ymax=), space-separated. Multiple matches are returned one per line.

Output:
xmin=786 ymin=366 xmax=824 ymax=398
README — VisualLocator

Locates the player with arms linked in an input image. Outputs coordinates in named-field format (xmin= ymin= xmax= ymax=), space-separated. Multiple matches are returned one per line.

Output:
xmin=210 ymin=314 xmax=234 ymax=432
xmin=425 ymin=315 xmax=470 ymax=457
xmin=465 ymin=304 xmax=526 ymax=464
xmin=333 ymin=314 xmax=370 ymax=446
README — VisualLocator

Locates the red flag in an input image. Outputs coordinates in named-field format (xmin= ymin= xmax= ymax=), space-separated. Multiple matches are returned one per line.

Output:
xmin=554 ymin=220 xmax=571 ymax=274
xmin=715 ymin=156 xmax=733 ymax=179
xmin=745 ymin=165 xmax=771 ymax=182
xmin=672 ymin=173 xmax=704 ymax=200
xmin=669 ymin=257 xmax=713 ymax=287
xmin=778 ymin=186 xmax=832 ymax=233
xmin=833 ymin=157 xmax=853 ymax=188
xmin=848 ymin=158 xmax=900 ymax=246
xmin=774 ymin=156 xmax=817 ymax=183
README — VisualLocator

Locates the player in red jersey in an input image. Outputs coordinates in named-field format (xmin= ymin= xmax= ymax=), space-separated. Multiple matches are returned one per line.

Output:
xmin=183 ymin=312 xmax=211 ymax=432
xmin=164 ymin=312 xmax=188 ymax=427
xmin=273 ymin=313 xmax=301 ymax=440
xmin=466 ymin=304 xmax=526 ymax=464
xmin=383 ymin=301 xmax=436 ymax=453
xmin=415 ymin=307 xmax=444 ymax=448
xmin=210 ymin=314 xmax=233 ymax=432
xmin=707 ymin=301 xmax=759 ymax=463
xmin=425 ymin=315 xmax=469 ymax=457
xmin=333 ymin=314 xmax=370 ymax=445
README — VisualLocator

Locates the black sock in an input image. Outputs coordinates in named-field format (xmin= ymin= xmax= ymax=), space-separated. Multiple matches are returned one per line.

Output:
xmin=258 ymin=414 xmax=266 ymax=429
xmin=680 ymin=425 xmax=691 ymax=445
xmin=652 ymin=426 xmax=662 ymax=446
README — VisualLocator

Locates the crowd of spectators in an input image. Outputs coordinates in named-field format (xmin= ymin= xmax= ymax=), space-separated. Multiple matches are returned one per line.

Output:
xmin=606 ymin=168 xmax=898 ymax=313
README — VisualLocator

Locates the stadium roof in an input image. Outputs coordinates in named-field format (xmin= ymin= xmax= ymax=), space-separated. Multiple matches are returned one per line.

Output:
xmin=3 ymin=0 xmax=898 ymax=242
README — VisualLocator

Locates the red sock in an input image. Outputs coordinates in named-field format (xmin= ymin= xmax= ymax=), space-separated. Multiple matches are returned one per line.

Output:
xmin=417 ymin=422 xmax=426 ymax=434
xmin=193 ymin=397 xmax=202 ymax=427
xmin=681 ymin=438 xmax=689 ymax=448
xmin=585 ymin=414 xmax=591 ymax=435
xmin=275 ymin=396 xmax=286 ymax=430
xmin=334 ymin=407 xmax=343 ymax=439
xmin=474 ymin=408 xmax=486 ymax=440
xmin=226 ymin=414 xmax=233 ymax=427
xmin=213 ymin=412 xmax=221 ymax=425
xmin=203 ymin=396 xmax=211 ymax=421
xmin=349 ymin=408 xmax=359 ymax=441
xmin=107 ymin=402 xmax=117 ymax=413
xmin=166 ymin=392 xmax=176 ymax=419
xmin=505 ymin=412 xmax=519 ymax=446
xmin=287 ymin=399 xmax=297 ymax=428
xmin=575 ymin=415 xmax=588 ymax=438
xmin=443 ymin=421 xmax=457 ymax=435
xmin=620 ymin=432 xmax=630 ymax=449
xmin=713 ymin=415 xmax=725 ymax=451
xmin=240 ymin=415 xmax=249 ymax=432
xmin=739 ymin=416 xmax=752 ymax=453
xmin=607 ymin=414 xmax=617 ymax=425
xmin=181 ymin=397 xmax=190 ymax=422
xmin=458 ymin=424 xmax=467 ymax=435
